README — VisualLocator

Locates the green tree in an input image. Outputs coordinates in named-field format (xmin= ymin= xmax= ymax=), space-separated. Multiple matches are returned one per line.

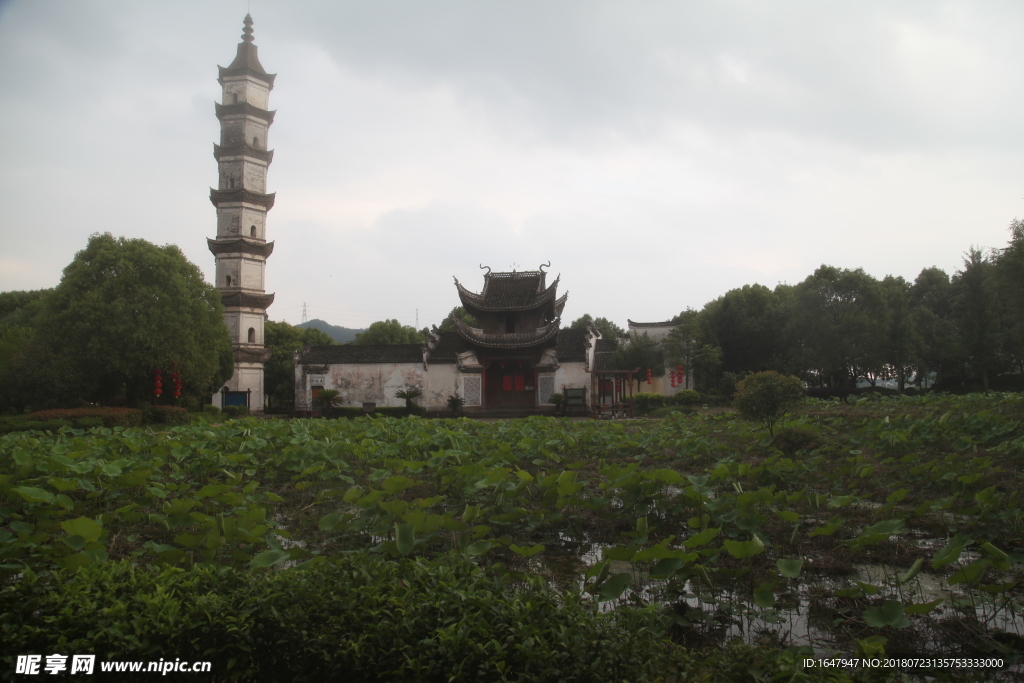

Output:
xmin=612 ymin=332 xmax=663 ymax=392
xmin=952 ymin=248 xmax=1004 ymax=391
xmin=37 ymin=233 xmax=233 ymax=406
xmin=994 ymin=219 xmax=1024 ymax=373
xmin=911 ymin=267 xmax=959 ymax=387
xmin=733 ymin=371 xmax=804 ymax=437
xmin=569 ymin=314 xmax=625 ymax=341
xmin=664 ymin=310 xmax=723 ymax=392
xmin=0 ymin=289 xmax=50 ymax=331
xmin=698 ymin=284 xmax=788 ymax=375
xmin=355 ymin=319 xmax=424 ymax=345
xmin=437 ymin=307 xmax=478 ymax=333
xmin=878 ymin=275 xmax=921 ymax=392
xmin=264 ymin=321 xmax=334 ymax=410
xmin=789 ymin=266 xmax=884 ymax=388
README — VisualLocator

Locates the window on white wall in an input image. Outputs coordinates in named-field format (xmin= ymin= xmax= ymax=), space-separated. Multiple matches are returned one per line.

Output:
xmin=248 ymin=327 xmax=256 ymax=343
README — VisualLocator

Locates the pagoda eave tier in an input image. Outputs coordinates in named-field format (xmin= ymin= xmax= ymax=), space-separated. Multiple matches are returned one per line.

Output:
xmin=218 ymin=65 xmax=276 ymax=88
xmin=453 ymin=318 xmax=561 ymax=348
xmin=456 ymin=273 xmax=562 ymax=313
xmin=215 ymin=102 xmax=276 ymax=124
xmin=208 ymin=237 xmax=274 ymax=258
xmin=213 ymin=143 xmax=273 ymax=163
xmin=233 ymin=346 xmax=272 ymax=364
xmin=221 ymin=291 xmax=275 ymax=309
xmin=210 ymin=188 xmax=275 ymax=210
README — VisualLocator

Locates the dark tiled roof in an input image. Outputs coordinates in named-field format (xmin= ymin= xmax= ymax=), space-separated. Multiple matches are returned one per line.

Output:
xmin=425 ymin=332 xmax=468 ymax=364
xmin=234 ymin=346 xmax=271 ymax=363
xmin=298 ymin=345 xmax=423 ymax=365
xmin=221 ymin=291 xmax=275 ymax=309
xmin=213 ymin=143 xmax=274 ymax=163
xmin=218 ymin=15 xmax=277 ymax=87
xmin=215 ymin=102 xmax=276 ymax=124
xmin=208 ymin=237 xmax=274 ymax=258
xmin=210 ymin=188 xmax=276 ymax=210
xmin=627 ymin=319 xmax=676 ymax=328
xmin=592 ymin=338 xmax=619 ymax=371
xmin=453 ymin=318 xmax=560 ymax=348
xmin=456 ymin=271 xmax=561 ymax=313
xmin=555 ymin=328 xmax=589 ymax=363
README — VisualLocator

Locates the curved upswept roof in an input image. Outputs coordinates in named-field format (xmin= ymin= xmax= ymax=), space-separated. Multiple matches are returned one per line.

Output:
xmin=452 ymin=317 xmax=562 ymax=348
xmin=455 ymin=270 xmax=562 ymax=314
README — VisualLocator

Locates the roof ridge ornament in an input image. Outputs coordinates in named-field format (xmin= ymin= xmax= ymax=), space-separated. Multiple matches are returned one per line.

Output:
xmin=538 ymin=261 xmax=550 ymax=273
xmin=479 ymin=264 xmax=491 ymax=275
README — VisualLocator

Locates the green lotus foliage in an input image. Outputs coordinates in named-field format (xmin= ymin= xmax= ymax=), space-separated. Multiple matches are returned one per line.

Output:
xmin=0 ymin=391 xmax=1022 ymax=668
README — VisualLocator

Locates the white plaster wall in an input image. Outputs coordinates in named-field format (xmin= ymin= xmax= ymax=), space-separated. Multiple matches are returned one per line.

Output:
xmin=243 ymin=163 xmax=266 ymax=193
xmin=217 ymin=259 xmax=241 ymax=288
xmin=325 ymin=362 xmax=427 ymax=408
xmin=555 ymin=362 xmax=590 ymax=405
xmin=239 ymin=258 xmax=264 ymax=290
xmin=238 ymin=312 xmax=264 ymax=344
xmin=222 ymin=77 xmax=270 ymax=109
xmin=243 ymin=119 xmax=269 ymax=150
xmin=223 ymin=312 xmax=240 ymax=342
xmin=218 ymin=208 xmax=266 ymax=239
xmin=424 ymin=365 xmax=460 ymax=408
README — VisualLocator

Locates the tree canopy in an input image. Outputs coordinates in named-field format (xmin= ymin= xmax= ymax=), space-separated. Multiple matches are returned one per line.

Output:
xmin=437 ymin=306 xmax=478 ymax=333
xmin=264 ymin=320 xmax=334 ymax=409
xmin=1 ymin=233 xmax=233 ymax=408
xmin=354 ymin=319 xmax=424 ymax=345
xmin=569 ymin=314 xmax=625 ymax=341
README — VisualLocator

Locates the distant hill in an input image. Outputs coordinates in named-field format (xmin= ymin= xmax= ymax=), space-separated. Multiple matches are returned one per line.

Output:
xmin=298 ymin=319 xmax=365 ymax=344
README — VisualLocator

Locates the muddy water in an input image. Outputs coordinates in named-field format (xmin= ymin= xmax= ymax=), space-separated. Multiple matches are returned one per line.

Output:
xmin=541 ymin=533 xmax=1024 ymax=659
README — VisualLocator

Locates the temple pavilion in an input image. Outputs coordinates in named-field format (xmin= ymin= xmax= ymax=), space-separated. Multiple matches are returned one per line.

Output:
xmin=294 ymin=265 xmax=599 ymax=414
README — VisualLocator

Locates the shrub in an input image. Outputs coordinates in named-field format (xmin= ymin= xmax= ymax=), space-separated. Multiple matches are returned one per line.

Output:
xmin=733 ymin=371 xmax=805 ymax=437
xmin=547 ymin=392 xmax=565 ymax=409
xmin=670 ymin=389 xmax=700 ymax=406
xmin=0 ymin=555 xmax=683 ymax=682
xmin=202 ymin=404 xmax=221 ymax=416
xmin=630 ymin=393 xmax=666 ymax=413
xmin=447 ymin=395 xmax=465 ymax=415
xmin=25 ymin=407 xmax=142 ymax=428
xmin=772 ymin=424 xmax=824 ymax=455
xmin=222 ymin=405 xmax=250 ymax=419
xmin=143 ymin=405 xmax=191 ymax=425
xmin=73 ymin=417 xmax=104 ymax=430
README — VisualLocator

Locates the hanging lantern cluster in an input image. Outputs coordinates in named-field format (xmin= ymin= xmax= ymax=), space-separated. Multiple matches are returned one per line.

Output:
xmin=170 ymin=362 xmax=182 ymax=398
xmin=153 ymin=369 xmax=163 ymax=397
xmin=670 ymin=364 xmax=685 ymax=388
xmin=645 ymin=368 xmax=653 ymax=385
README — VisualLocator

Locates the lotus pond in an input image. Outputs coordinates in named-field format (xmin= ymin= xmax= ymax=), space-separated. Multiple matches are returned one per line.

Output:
xmin=2 ymin=392 xmax=1023 ymax=672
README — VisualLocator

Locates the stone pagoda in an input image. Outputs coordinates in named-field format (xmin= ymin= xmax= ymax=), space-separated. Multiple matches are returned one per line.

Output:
xmin=450 ymin=264 xmax=568 ymax=410
xmin=208 ymin=15 xmax=276 ymax=410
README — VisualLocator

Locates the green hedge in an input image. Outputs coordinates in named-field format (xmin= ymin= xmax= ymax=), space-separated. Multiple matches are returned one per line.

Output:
xmin=25 ymin=407 xmax=143 ymax=428
xmin=0 ymin=554 xmax=683 ymax=682
xmin=222 ymin=405 xmax=250 ymax=419
xmin=142 ymin=405 xmax=191 ymax=425
xmin=630 ymin=392 xmax=666 ymax=413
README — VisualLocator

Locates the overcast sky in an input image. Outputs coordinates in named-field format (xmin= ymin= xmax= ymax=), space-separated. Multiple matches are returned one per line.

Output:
xmin=2 ymin=1 xmax=1022 ymax=331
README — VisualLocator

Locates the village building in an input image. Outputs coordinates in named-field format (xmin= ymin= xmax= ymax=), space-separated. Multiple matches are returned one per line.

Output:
xmin=294 ymin=266 xmax=601 ymax=414
xmin=209 ymin=15 xmax=276 ymax=410
xmin=626 ymin=319 xmax=694 ymax=394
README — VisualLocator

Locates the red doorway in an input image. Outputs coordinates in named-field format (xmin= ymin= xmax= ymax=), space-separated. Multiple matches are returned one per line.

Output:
xmin=485 ymin=361 xmax=536 ymax=408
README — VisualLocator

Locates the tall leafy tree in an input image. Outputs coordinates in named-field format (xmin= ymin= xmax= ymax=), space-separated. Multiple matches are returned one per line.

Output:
xmin=994 ymin=219 xmax=1024 ymax=373
xmin=354 ymin=319 xmax=424 ymax=345
xmin=612 ymin=332 xmax=664 ymax=392
xmin=437 ymin=306 xmax=478 ymax=333
xmin=569 ymin=314 xmax=626 ymax=341
xmin=911 ymin=267 xmax=959 ymax=387
xmin=264 ymin=321 xmax=334 ymax=409
xmin=952 ymin=248 xmax=1004 ymax=391
xmin=789 ymin=266 xmax=884 ymax=388
xmin=664 ymin=309 xmax=723 ymax=392
xmin=698 ymin=284 xmax=787 ymax=375
xmin=878 ymin=275 xmax=921 ymax=392
xmin=37 ymin=233 xmax=233 ymax=406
